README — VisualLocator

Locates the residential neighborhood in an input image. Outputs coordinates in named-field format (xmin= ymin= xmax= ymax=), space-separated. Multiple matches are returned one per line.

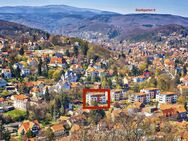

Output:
xmin=0 ymin=26 xmax=187 ymax=140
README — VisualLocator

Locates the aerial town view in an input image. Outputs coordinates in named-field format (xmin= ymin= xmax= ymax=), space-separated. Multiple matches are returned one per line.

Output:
xmin=0 ymin=0 xmax=188 ymax=141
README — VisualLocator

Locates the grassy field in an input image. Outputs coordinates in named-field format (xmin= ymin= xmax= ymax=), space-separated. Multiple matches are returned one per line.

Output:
xmin=4 ymin=109 xmax=27 ymax=121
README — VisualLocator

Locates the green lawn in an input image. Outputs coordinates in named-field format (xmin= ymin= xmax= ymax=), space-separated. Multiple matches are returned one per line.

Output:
xmin=4 ymin=109 xmax=27 ymax=121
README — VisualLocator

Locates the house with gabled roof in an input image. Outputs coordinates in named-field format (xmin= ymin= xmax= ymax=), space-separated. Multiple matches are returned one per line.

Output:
xmin=70 ymin=64 xmax=83 ymax=72
xmin=162 ymin=108 xmax=176 ymax=118
xmin=18 ymin=120 xmax=40 ymax=136
xmin=158 ymin=103 xmax=186 ymax=120
xmin=85 ymin=67 xmax=98 ymax=77
xmin=50 ymin=123 xmax=66 ymax=137
xmin=30 ymin=87 xmax=42 ymax=97
xmin=49 ymin=57 xmax=66 ymax=67
xmin=11 ymin=94 xmax=29 ymax=110
xmin=1 ymin=68 xmax=12 ymax=79
xmin=175 ymin=105 xmax=187 ymax=121
xmin=62 ymin=70 xmax=78 ymax=83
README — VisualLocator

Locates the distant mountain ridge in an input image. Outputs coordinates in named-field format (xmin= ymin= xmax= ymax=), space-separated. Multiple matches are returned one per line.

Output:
xmin=0 ymin=5 xmax=188 ymax=41
xmin=0 ymin=5 xmax=118 ymax=15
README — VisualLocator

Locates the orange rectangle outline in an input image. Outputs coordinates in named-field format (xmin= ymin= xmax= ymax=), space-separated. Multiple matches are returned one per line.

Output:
xmin=82 ymin=88 xmax=111 ymax=110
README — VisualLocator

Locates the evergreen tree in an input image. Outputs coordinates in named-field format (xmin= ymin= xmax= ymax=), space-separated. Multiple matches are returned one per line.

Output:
xmin=19 ymin=47 xmax=25 ymax=55
xmin=93 ymin=55 xmax=99 ymax=63
xmin=44 ymin=87 xmax=50 ymax=101
xmin=45 ymin=33 xmax=50 ymax=40
xmin=55 ymin=98 xmax=61 ymax=117
xmin=91 ymin=75 xmax=97 ymax=83
xmin=133 ymin=83 xmax=139 ymax=92
xmin=81 ymin=44 xmax=88 ymax=56
xmin=131 ymin=65 xmax=140 ymax=76
xmin=15 ymin=66 xmax=21 ymax=79
xmin=65 ymin=49 xmax=70 ymax=57
xmin=61 ymin=94 xmax=70 ymax=115
xmin=44 ymin=60 xmax=49 ymax=77
xmin=38 ymin=58 xmax=42 ymax=76
xmin=8 ymin=63 xmax=14 ymax=77
xmin=50 ymin=104 xmax=54 ymax=119
xmin=113 ymin=66 xmax=118 ymax=76
xmin=108 ymin=79 xmax=113 ymax=89
xmin=73 ymin=46 xmax=79 ymax=57
xmin=183 ymin=65 xmax=187 ymax=76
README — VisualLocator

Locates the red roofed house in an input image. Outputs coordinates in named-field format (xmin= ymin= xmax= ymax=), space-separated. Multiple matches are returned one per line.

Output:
xmin=162 ymin=108 xmax=176 ymax=117
xmin=50 ymin=123 xmax=65 ymax=137
xmin=49 ymin=57 xmax=66 ymax=67
xmin=11 ymin=94 xmax=29 ymax=110
xmin=18 ymin=120 xmax=40 ymax=136
xmin=25 ymin=82 xmax=35 ymax=88
xmin=2 ymin=69 xmax=12 ymax=79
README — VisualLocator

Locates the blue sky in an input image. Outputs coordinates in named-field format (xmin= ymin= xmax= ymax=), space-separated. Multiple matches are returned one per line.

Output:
xmin=0 ymin=0 xmax=188 ymax=17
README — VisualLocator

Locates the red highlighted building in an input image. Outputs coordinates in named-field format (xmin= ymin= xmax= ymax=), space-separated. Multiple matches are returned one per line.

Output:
xmin=83 ymin=89 xmax=110 ymax=110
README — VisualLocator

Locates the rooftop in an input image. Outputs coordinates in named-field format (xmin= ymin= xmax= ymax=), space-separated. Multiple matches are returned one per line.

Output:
xmin=87 ymin=92 xmax=106 ymax=96
xmin=51 ymin=123 xmax=64 ymax=132
xmin=144 ymin=87 xmax=159 ymax=90
xmin=13 ymin=94 xmax=28 ymax=100
xmin=160 ymin=92 xmax=176 ymax=95
xmin=134 ymin=92 xmax=146 ymax=96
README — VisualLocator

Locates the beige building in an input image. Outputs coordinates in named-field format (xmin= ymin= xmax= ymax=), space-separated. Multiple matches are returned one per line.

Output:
xmin=12 ymin=94 xmax=29 ymax=110
xmin=51 ymin=123 xmax=65 ymax=137
xmin=86 ymin=92 xmax=108 ymax=106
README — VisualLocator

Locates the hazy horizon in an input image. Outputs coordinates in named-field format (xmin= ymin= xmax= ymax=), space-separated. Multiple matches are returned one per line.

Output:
xmin=0 ymin=0 xmax=188 ymax=17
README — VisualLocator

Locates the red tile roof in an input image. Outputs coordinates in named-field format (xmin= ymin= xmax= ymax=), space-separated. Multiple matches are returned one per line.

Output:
xmin=22 ymin=122 xmax=30 ymax=132
xmin=51 ymin=123 xmax=64 ymax=132
xmin=25 ymin=82 xmax=34 ymax=87
xmin=144 ymin=87 xmax=159 ymax=90
xmin=160 ymin=92 xmax=176 ymax=95
xmin=50 ymin=57 xmax=62 ymax=64
xmin=14 ymin=94 xmax=28 ymax=100
xmin=134 ymin=92 xmax=146 ymax=96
